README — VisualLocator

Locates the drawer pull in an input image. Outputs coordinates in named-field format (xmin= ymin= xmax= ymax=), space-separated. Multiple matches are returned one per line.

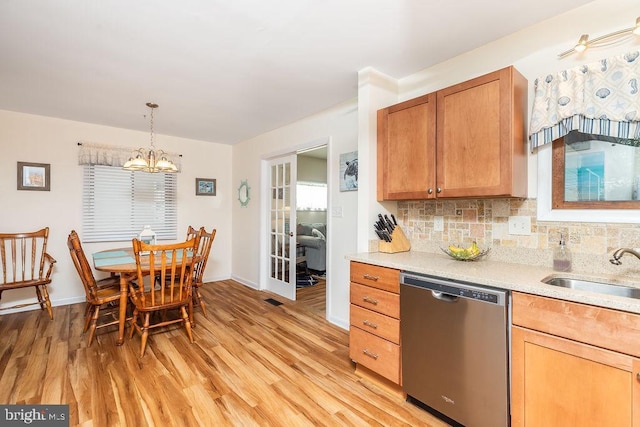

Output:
xmin=637 ymin=373 xmax=640 ymax=381
xmin=362 ymin=319 xmax=378 ymax=329
xmin=362 ymin=296 xmax=379 ymax=305
xmin=363 ymin=274 xmax=379 ymax=281
xmin=363 ymin=349 xmax=379 ymax=360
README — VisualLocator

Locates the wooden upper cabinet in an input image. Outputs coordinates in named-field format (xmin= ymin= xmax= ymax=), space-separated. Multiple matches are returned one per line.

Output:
xmin=377 ymin=66 xmax=528 ymax=201
xmin=437 ymin=66 xmax=528 ymax=198
xmin=377 ymin=93 xmax=436 ymax=201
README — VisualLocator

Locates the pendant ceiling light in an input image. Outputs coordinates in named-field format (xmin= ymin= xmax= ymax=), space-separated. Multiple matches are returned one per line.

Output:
xmin=123 ymin=102 xmax=178 ymax=173
xmin=558 ymin=17 xmax=640 ymax=58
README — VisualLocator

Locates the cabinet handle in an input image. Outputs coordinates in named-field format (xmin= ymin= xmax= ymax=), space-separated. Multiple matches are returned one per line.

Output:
xmin=363 ymin=274 xmax=379 ymax=281
xmin=362 ymin=319 xmax=378 ymax=329
xmin=363 ymin=296 xmax=379 ymax=305
xmin=637 ymin=372 xmax=640 ymax=381
xmin=436 ymin=187 xmax=442 ymax=193
xmin=427 ymin=188 xmax=433 ymax=194
xmin=363 ymin=349 xmax=379 ymax=360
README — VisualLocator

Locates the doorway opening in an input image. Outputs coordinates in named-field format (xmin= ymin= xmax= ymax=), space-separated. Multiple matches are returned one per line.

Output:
xmin=295 ymin=146 xmax=327 ymax=313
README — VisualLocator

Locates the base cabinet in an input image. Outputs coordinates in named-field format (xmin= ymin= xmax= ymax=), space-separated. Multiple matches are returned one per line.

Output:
xmin=511 ymin=292 xmax=640 ymax=427
xmin=349 ymin=261 xmax=401 ymax=384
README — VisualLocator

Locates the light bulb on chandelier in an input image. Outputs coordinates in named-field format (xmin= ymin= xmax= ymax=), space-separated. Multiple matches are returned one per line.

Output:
xmin=123 ymin=102 xmax=178 ymax=173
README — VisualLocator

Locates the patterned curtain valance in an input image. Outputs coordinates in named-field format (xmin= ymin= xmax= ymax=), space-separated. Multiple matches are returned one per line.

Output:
xmin=77 ymin=142 xmax=182 ymax=171
xmin=529 ymin=51 xmax=640 ymax=150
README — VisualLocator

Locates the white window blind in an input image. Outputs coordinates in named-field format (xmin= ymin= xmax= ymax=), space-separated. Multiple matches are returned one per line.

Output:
xmin=296 ymin=181 xmax=327 ymax=210
xmin=82 ymin=165 xmax=177 ymax=243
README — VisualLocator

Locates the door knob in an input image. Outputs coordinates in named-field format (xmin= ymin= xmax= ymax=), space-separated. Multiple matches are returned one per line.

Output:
xmin=428 ymin=188 xmax=433 ymax=194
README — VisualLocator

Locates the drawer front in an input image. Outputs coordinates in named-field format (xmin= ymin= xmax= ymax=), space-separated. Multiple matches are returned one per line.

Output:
xmin=349 ymin=326 xmax=400 ymax=384
xmin=350 ymin=283 xmax=399 ymax=318
xmin=350 ymin=261 xmax=399 ymax=293
xmin=512 ymin=292 xmax=640 ymax=358
xmin=350 ymin=304 xmax=400 ymax=344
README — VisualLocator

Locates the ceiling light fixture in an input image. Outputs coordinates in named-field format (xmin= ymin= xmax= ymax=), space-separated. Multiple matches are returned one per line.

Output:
xmin=123 ymin=102 xmax=178 ymax=173
xmin=558 ymin=17 xmax=640 ymax=58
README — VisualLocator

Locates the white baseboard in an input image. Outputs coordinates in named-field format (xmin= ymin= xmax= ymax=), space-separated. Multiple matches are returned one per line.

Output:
xmin=230 ymin=274 xmax=259 ymax=290
xmin=0 ymin=295 xmax=86 ymax=316
xmin=327 ymin=315 xmax=349 ymax=331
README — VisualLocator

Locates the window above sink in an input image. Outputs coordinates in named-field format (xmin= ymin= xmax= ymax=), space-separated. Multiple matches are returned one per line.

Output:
xmin=537 ymin=131 xmax=640 ymax=224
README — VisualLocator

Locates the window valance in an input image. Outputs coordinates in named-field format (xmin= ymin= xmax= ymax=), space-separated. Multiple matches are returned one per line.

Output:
xmin=529 ymin=51 xmax=640 ymax=150
xmin=77 ymin=142 xmax=182 ymax=171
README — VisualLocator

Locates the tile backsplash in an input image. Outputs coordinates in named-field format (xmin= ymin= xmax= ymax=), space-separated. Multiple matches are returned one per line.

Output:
xmin=389 ymin=198 xmax=640 ymax=277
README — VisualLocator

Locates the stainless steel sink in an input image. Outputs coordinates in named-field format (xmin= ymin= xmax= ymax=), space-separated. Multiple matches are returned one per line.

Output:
xmin=542 ymin=276 xmax=640 ymax=299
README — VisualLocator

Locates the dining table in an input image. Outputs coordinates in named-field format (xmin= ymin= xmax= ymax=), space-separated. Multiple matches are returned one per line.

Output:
xmin=92 ymin=246 xmax=195 ymax=346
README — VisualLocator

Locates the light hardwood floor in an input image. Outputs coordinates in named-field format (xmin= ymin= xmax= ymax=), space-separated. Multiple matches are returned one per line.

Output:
xmin=0 ymin=279 xmax=448 ymax=426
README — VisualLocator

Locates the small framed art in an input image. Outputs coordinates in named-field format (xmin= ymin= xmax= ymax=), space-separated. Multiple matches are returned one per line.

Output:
xmin=195 ymin=178 xmax=216 ymax=196
xmin=339 ymin=151 xmax=358 ymax=191
xmin=17 ymin=162 xmax=50 ymax=191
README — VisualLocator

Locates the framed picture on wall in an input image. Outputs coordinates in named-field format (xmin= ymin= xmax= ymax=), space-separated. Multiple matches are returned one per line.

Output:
xmin=195 ymin=178 xmax=216 ymax=196
xmin=339 ymin=151 xmax=358 ymax=191
xmin=17 ymin=161 xmax=50 ymax=191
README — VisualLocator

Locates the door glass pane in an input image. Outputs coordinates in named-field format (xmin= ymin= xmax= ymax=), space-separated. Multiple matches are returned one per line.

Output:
xmin=284 ymin=163 xmax=290 ymax=186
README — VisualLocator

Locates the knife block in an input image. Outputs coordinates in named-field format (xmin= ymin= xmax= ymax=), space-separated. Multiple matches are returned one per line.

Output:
xmin=379 ymin=227 xmax=411 ymax=253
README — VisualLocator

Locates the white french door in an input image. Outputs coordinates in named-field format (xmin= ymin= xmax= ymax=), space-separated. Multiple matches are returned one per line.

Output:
xmin=265 ymin=155 xmax=297 ymax=300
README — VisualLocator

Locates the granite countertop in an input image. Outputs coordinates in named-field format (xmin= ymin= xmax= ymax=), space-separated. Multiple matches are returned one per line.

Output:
xmin=347 ymin=251 xmax=640 ymax=314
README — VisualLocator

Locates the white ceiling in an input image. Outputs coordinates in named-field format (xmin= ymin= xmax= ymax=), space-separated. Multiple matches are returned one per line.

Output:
xmin=0 ymin=0 xmax=593 ymax=145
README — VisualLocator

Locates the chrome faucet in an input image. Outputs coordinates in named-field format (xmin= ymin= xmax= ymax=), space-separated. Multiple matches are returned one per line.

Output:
xmin=610 ymin=248 xmax=640 ymax=265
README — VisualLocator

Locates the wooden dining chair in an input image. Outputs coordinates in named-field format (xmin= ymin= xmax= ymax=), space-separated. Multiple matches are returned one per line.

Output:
xmin=67 ymin=230 xmax=122 ymax=346
xmin=189 ymin=227 xmax=216 ymax=324
xmin=129 ymin=237 xmax=201 ymax=357
xmin=0 ymin=228 xmax=56 ymax=319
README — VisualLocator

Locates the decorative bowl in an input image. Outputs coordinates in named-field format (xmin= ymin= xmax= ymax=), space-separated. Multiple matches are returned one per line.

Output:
xmin=441 ymin=245 xmax=490 ymax=261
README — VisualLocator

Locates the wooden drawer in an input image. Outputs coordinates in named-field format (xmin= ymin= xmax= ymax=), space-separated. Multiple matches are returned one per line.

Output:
xmin=512 ymin=292 xmax=640 ymax=358
xmin=350 ymin=282 xmax=399 ymax=318
xmin=349 ymin=326 xmax=400 ymax=384
xmin=350 ymin=304 xmax=400 ymax=344
xmin=350 ymin=261 xmax=399 ymax=293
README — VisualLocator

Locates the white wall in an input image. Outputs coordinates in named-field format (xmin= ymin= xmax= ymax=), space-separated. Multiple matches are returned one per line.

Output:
xmin=4 ymin=0 xmax=636 ymax=326
xmin=231 ymin=100 xmax=358 ymax=329
xmin=0 ymin=109 xmax=232 ymax=312
xmin=357 ymin=0 xmax=640 ymax=251
xmin=231 ymin=0 xmax=640 ymax=329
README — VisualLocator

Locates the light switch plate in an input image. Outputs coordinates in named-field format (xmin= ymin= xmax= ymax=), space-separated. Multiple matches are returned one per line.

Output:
xmin=508 ymin=216 xmax=531 ymax=236
xmin=434 ymin=216 xmax=444 ymax=232
xmin=331 ymin=206 xmax=343 ymax=217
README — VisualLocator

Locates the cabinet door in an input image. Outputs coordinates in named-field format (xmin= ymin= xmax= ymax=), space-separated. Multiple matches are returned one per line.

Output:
xmin=512 ymin=326 xmax=639 ymax=427
xmin=436 ymin=66 xmax=527 ymax=198
xmin=377 ymin=93 xmax=436 ymax=201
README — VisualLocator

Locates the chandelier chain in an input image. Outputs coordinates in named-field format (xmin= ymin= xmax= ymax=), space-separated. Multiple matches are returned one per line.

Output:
xmin=148 ymin=103 xmax=156 ymax=148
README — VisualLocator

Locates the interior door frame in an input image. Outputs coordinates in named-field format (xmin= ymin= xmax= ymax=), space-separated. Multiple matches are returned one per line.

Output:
xmin=259 ymin=137 xmax=330 ymax=304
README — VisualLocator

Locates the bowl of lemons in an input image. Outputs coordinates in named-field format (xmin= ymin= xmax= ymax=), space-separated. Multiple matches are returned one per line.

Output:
xmin=441 ymin=241 xmax=490 ymax=261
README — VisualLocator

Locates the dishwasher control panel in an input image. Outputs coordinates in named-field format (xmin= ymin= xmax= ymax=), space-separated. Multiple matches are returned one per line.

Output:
xmin=401 ymin=272 xmax=506 ymax=306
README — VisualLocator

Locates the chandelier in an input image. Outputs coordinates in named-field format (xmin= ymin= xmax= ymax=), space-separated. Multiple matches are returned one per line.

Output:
xmin=123 ymin=102 xmax=178 ymax=173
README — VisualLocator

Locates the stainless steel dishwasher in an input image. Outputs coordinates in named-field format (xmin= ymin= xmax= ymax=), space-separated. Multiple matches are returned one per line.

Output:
xmin=400 ymin=272 xmax=510 ymax=427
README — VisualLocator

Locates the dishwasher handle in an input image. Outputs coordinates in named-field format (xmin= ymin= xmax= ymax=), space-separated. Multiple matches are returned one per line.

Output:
xmin=431 ymin=291 xmax=459 ymax=303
